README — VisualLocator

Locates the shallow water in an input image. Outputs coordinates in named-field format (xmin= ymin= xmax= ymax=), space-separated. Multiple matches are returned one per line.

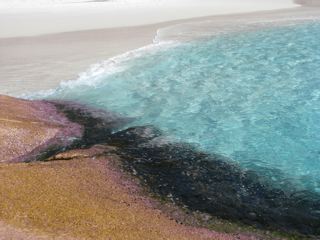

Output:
xmin=47 ymin=22 xmax=320 ymax=195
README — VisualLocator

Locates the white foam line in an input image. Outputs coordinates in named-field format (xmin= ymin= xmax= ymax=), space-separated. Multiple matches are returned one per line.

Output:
xmin=23 ymin=40 xmax=178 ymax=99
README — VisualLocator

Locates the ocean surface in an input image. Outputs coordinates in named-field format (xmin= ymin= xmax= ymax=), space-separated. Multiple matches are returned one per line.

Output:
xmin=41 ymin=21 xmax=320 ymax=195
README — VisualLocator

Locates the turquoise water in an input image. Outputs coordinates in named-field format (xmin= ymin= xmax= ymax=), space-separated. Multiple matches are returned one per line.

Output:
xmin=49 ymin=22 xmax=320 ymax=193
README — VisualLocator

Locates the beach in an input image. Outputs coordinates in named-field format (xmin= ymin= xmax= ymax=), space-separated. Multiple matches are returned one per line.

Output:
xmin=1 ymin=0 xmax=320 ymax=239
xmin=0 ymin=0 xmax=303 ymax=96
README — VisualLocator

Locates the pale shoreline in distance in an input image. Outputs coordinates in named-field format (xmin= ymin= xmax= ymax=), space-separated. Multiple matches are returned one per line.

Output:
xmin=1 ymin=0 xmax=318 ymax=96
xmin=0 ymin=0 xmax=297 ymax=38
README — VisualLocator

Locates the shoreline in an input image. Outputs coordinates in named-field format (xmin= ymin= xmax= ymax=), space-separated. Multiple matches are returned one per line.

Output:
xmin=2 ymin=95 xmax=320 ymax=238
xmin=0 ymin=95 xmax=278 ymax=240
xmin=1 ymin=95 xmax=318 ymax=239
xmin=3 ymin=2 xmax=319 ymax=96
xmin=1 ymin=1 xmax=320 ymax=239
xmin=2 ymin=6 xmax=320 ymax=97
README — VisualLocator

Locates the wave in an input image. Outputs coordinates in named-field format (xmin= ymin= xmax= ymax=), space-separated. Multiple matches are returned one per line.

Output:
xmin=24 ymin=40 xmax=178 ymax=100
xmin=24 ymin=9 xmax=320 ymax=100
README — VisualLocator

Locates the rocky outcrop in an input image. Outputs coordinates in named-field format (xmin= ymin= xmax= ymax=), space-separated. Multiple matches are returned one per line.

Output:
xmin=0 ymin=95 xmax=264 ymax=240
xmin=1 ymin=95 xmax=319 ymax=239
xmin=0 ymin=95 xmax=82 ymax=163
xmin=0 ymin=146 xmax=254 ymax=240
xmin=93 ymin=125 xmax=319 ymax=238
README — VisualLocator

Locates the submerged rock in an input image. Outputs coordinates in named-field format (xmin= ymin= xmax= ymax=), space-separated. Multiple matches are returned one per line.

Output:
xmin=50 ymin=100 xmax=130 ymax=147
xmin=34 ymin=101 xmax=320 ymax=237
xmin=109 ymin=126 xmax=320 ymax=237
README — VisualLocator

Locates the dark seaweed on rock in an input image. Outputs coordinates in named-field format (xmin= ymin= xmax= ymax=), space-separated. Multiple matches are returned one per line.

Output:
xmin=44 ymin=102 xmax=320 ymax=236
xmin=109 ymin=126 xmax=320 ymax=236
xmin=49 ymin=100 xmax=130 ymax=147
xmin=34 ymin=100 xmax=131 ymax=161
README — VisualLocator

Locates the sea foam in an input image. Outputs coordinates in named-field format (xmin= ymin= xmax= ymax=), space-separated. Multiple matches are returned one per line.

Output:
xmin=25 ymin=41 xmax=177 ymax=99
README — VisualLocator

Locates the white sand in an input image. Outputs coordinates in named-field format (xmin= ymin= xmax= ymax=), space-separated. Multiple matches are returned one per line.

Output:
xmin=0 ymin=0 xmax=298 ymax=38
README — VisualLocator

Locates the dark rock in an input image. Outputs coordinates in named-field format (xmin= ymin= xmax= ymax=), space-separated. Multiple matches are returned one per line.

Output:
xmin=15 ymin=98 xmax=319 ymax=237
xmin=49 ymin=100 xmax=130 ymax=148
xmin=107 ymin=126 xmax=320 ymax=236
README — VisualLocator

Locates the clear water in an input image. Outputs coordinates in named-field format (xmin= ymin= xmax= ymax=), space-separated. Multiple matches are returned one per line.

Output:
xmin=49 ymin=22 xmax=320 ymax=193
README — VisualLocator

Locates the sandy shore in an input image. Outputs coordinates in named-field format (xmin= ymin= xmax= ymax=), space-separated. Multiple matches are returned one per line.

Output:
xmin=0 ymin=24 xmax=165 ymax=96
xmin=0 ymin=0 xmax=308 ymax=96
xmin=0 ymin=1 xmax=319 ymax=97
xmin=2 ymin=6 xmax=320 ymax=96
xmin=0 ymin=0 xmax=297 ymax=38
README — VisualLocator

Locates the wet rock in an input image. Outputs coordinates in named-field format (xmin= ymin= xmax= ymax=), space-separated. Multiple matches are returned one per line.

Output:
xmin=1 ymin=148 xmax=243 ymax=240
xmin=3 ymin=95 xmax=319 ymax=237
xmin=108 ymin=126 xmax=320 ymax=236
xmin=47 ymin=144 xmax=116 ymax=161
xmin=50 ymin=100 xmax=130 ymax=147
xmin=0 ymin=95 xmax=82 ymax=163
